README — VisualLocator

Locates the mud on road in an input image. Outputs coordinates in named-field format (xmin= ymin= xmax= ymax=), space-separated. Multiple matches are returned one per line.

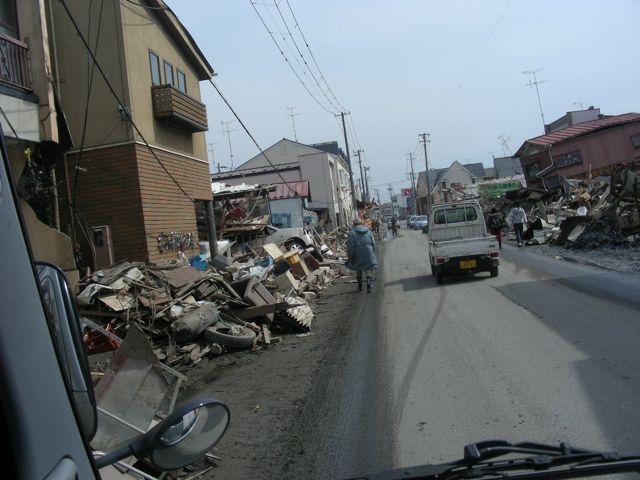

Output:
xmin=178 ymin=263 xmax=380 ymax=479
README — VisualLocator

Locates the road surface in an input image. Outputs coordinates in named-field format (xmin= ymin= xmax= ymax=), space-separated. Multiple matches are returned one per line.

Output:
xmin=295 ymin=226 xmax=640 ymax=479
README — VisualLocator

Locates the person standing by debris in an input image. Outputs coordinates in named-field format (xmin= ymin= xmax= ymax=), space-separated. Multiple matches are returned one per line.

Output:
xmin=508 ymin=201 xmax=527 ymax=247
xmin=391 ymin=216 xmax=398 ymax=237
xmin=486 ymin=207 xmax=504 ymax=249
xmin=346 ymin=218 xmax=378 ymax=293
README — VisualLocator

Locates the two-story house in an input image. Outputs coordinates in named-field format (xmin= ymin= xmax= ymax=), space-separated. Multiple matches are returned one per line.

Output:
xmin=50 ymin=0 xmax=215 ymax=268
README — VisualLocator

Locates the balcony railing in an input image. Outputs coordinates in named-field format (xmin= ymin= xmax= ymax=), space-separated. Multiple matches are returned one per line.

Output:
xmin=0 ymin=34 xmax=32 ymax=92
xmin=151 ymin=84 xmax=208 ymax=132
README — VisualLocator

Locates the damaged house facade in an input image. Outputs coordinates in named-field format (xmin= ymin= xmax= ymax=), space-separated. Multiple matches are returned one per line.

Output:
xmin=212 ymin=138 xmax=355 ymax=230
xmin=51 ymin=0 xmax=215 ymax=268
xmin=515 ymin=112 xmax=640 ymax=189
xmin=0 ymin=0 xmax=78 ymax=281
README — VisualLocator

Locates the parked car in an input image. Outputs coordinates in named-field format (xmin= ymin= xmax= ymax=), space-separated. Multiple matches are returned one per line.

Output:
xmin=414 ymin=215 xmax=429 ymax=231
xmin=428 ymin=200 xmax=499 ymax=284
xmin=407 ymin=215 xmax=417 ymax=228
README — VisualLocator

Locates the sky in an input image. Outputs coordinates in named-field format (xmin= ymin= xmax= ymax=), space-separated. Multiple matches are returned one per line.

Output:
xmin=169 ymin=0 xmax=640 ymax=199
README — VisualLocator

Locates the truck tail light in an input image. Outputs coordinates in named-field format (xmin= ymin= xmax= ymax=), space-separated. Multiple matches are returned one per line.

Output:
xmin=435 ymin=257 xmax=447 ymax=264
xmin=487 ymin=252 xmax=499 ymax=258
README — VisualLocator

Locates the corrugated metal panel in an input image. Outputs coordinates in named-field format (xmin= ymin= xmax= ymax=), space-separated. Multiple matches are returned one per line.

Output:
xmin=268 ymin=181 xmax=309 ymax=199
xmin=429 ymin=224 xmax=486 ymax=242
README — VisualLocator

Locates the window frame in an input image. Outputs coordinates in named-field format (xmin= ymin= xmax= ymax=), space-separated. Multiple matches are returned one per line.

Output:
xmin=176 ymin=69 xmax=187 ymax=93
xmin=148 ymin=50 xmax=161 ymax=86
xmin=164 ymin=60 xmax=175 ymax=86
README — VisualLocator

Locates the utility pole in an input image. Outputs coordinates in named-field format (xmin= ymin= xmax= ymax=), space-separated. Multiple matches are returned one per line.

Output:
xmin=523 ymin=68 xmax=548 ymax=132
xmin=353 ymin=149 xmax=365 ymax=201
xmin=337 ymin=112 xmax=357 ymax=214
xmin=408 ymin=152 xmax=418 ymax=215
xmin=387 ymin=184 xmax=393 ymax=209
xmin=419 ymin=133 xmax=431 ymax=212
xmin=375 ymin=187 xmax=381 ymax=204
xmin=286 ymin=106 xmax=299 ymax=141
xmin=220 ymin=121 xmax=237 ymax=169
xmin=363 ymin=166 xmax=371 ymax=203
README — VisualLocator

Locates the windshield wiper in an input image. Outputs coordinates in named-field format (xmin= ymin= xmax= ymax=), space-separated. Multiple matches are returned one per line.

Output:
xmin=348 ymin=440 xmax=640 ymax=480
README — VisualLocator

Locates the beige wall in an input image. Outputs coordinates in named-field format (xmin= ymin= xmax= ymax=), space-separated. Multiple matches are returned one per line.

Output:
xmin=17 ymin=0 xmax=58 ymax=143
xmin=120 ymin=2 xmax=207 ymax=159
xmin=51 ymin=0 xmax=208 ymax=159
xmin=52 ymin=0 xmax=132 ymax=148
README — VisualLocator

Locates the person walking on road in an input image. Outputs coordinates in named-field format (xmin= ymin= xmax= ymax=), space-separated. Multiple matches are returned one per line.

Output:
xmin=346 ymin=218 xmax=378 ymax=293
xmin=486 ymin=207 xmax=504 ymax=249
xmin=391 ymin=216 xmax=398 ymax=237
xmin=508 ymin=201 xmax=527 ymax=247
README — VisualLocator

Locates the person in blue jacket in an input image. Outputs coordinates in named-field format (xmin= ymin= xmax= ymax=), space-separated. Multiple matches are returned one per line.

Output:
xmin=346 ymin=217 xmax=378 ymax=293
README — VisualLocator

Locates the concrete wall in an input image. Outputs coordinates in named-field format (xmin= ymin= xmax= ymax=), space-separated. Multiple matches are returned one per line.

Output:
xmin=238 ymin=139 xmax=319 ymax=169
xmin=441 ymin=162 xmax=474 ymax=187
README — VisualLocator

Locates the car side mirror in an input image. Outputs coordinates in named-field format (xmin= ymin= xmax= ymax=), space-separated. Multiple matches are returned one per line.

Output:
xmin=94 ymin=398 xmax=230 ymax=470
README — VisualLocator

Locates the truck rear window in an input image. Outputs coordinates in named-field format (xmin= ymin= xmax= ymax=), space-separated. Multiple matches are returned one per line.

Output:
xmin=433 ymin=206 xmax=478 ymax=224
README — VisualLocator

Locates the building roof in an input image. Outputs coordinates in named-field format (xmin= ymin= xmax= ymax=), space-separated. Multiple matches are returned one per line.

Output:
xmin=515 ymin=112 xmax=640 ymax=157
xmin=268 ymin=181 xmax=310 ymax=200
xmin=462 ymin=162 xmax=486 ymax=178
xmin=211 ymin=161 xmax=300 ymax=180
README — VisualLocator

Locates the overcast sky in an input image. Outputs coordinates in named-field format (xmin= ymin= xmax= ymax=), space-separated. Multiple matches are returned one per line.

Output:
xmin=169 ymin=0 xmax=640 ymax=196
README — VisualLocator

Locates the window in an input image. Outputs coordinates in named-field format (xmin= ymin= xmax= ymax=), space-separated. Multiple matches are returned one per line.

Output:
xmin=546 ymin=175 xmax=561 ymax=187
xmin=433 ymin=206 xmax=478 ymax=224
xmin=555 ymin=151 xmax=582 ymax=168
xmin=0 ymin=0 xmax=18 ymax=37
xmin=526 ymin=162 xmax=539 ymax=179
xmin=177 ymin=70 xmax=187 ymax=93
xmin=164 ymin=61 xmax=174 ymax=86
xmin=149 ymin=50 xmax=161 ymax=86
xmin=632 ymin=133 xmax=640 ymax=148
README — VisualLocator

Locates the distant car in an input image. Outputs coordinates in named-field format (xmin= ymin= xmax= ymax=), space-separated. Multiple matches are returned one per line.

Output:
xmin=407 ymin=215 xmax=417 ymax=228
xmin=414 ymin=215 xmax=429 ymax=231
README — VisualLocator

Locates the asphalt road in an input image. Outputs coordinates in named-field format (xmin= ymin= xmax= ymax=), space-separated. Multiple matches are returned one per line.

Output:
xmin=300 ymin=226 xmax=640 ymax=479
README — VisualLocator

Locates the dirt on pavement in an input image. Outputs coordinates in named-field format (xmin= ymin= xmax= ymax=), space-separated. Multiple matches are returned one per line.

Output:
xmin=176 ymin=266 xmax=376 ymax=479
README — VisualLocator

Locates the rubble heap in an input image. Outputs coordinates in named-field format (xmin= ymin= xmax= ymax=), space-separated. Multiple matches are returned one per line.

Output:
xmin=488 ymin=162 xmax=640 ymax=249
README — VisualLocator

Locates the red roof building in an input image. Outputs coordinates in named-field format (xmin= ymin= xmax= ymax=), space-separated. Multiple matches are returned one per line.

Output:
xmin=514 ymin=113 xmax=640 ymax=187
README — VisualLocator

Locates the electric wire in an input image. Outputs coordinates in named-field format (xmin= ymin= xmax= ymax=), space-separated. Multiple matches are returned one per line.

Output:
xmin=124 ymin=0 xmax=168 ymax=10
xmin=284 ymin=0 xmax=348 ymax=113
xmin=72 ymin=0 xmax=105 ymax=210
xmin=274 ymin=0 xmax=343 ymax=114
xmin=430 ymin=0 xmax=513 ymax=133
xmin=250 ymin=1 xmax=336 ymax=115
xmin=208 ymin=78 xmax=299 ymax=196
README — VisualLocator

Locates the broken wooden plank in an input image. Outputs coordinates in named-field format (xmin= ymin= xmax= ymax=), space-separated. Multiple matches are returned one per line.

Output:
xmin=261 ymin=325 xmax=271 ymax=345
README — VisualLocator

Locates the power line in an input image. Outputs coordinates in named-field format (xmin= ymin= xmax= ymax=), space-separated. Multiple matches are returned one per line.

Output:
xmin=273 ymin=0 xmax=342 ymax=114
xmin=209 ymin=79 xmax=299 ymax=196
xmin=284 ymin=0 xmax=348 ymax=112
xmin=250 ymin=1 xmax=336 ymax=115
xmin=430 ymin=0 xmax=513 ymax=133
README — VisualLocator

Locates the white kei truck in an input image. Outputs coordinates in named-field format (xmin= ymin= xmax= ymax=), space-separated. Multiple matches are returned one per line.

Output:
xmin=428 ymin=200 xmax=500 ymax=284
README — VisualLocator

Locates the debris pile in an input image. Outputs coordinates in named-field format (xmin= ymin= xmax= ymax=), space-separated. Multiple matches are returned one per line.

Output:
xmin=79 ymin=236 xmax=346 ymax=366
xmin=488 ymin=162 xmax=640 ymax=249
